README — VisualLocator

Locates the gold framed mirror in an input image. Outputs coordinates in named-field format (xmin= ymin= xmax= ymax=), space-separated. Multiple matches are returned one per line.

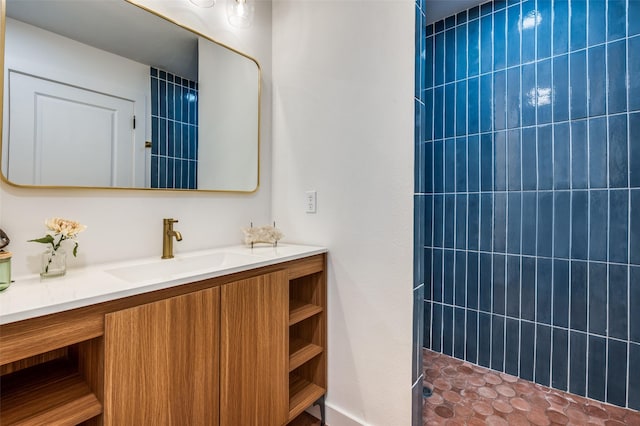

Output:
xmin=0 ymin=0 xmax=260 ymax=192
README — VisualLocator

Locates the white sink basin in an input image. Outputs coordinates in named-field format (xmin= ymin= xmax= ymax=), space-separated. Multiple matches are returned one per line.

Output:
xmin=106 ymin=251 xmax=263 ymax=283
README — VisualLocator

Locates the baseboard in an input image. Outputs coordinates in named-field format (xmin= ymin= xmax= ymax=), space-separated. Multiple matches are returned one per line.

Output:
xmin=324 ymin=402 xmax=367 ymax=426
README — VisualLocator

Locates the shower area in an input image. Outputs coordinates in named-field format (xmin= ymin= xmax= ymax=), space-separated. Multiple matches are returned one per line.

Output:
xmin=413 ymin=0 xmax=640 ymax=424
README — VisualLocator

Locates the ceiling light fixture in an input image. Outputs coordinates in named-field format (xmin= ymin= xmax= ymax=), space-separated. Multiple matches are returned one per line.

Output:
xmin=227 ymin=0 xmax=254 ymax=28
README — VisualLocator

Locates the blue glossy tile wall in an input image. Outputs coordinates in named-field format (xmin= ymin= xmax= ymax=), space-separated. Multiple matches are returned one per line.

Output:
xmin=151 ymin=67 xmax=198 ymax=189
xmin=416 ymin=0 xmax=640 ymax=410
xmin=413 ymin=1 xmax=426 ymax=425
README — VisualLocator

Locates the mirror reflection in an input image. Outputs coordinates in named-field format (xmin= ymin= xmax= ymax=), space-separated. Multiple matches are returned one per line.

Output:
xmin=1 ymin=0 xmax=259 ymax=192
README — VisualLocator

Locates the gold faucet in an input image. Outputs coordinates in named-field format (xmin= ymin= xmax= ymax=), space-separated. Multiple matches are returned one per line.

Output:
xmin=162 ymin=218 xmax=182 ymax=259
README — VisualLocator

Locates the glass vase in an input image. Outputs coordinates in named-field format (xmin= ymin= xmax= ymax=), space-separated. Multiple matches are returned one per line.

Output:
xmin=41 ymin=248 xmax=66 ymax=278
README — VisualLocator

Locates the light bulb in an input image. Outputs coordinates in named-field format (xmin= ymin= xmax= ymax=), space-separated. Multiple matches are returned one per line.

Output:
xmin=189 ymin=0 xmax=215 ymax=8
xmin=227 ymin=0 xmax=254 ymax=28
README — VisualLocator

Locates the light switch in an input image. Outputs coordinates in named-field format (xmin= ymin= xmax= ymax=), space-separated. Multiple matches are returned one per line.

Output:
xmin=305 ymin=191 xmax=317 ymax=213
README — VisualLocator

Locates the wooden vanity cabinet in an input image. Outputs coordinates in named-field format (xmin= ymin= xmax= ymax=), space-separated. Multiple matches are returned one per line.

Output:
xmin=0 ymin=254 xmax=326 ymax=426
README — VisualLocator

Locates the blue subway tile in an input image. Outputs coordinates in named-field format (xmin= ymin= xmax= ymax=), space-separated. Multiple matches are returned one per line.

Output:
xmin=434 ymin=195 xmax=444 ymax=248
xmin=455 ymin=137 xmax=467 ymax=192
xmin=609 ymin=114 xmax=628 ymax=188
xmin=166 ymin=157 xmax=174 ymax=188
xmin=521 ymin=0 xmax=536 ymax=63
xmin=520 ymin=320 xmax=535 ymax=381
xmin=456 ymin=10 xmax=467 ymax=25
xmin=151 ymin=77 xmax=158 ymax=116
xmin=537 ymin=258 xmax=552 ymax=324
xmin=444 ymin=249 xmax=455 ymax=305
xmin=588 ymin=335 xmax=607 ymax=402
xmin=494 ymin=131 xmax=507 ymax=191
xmin=432 ymin=302 xmax=442 ymax=351
xmin=468 ymin=77 xmax=479 ymax=134
xmin=425 ymin=89 xmax=434 ymax=141
xmin=425 ymin=194 xmax=433 ymax=246
xmin=445 ymin=84 xmax=455 ymax=138
xmin=480 ymin=15 xmax=493 ymax=73
xmin=631 ymin=39 xmax=640 ymax=112
xmin=445 ymin=138 xmax=455 ymax=192
xmin=507 ymin=67 xmax=521 ymax=129
xmin=480 ymin=193 xmax=493 ymax=252
xmin=445 ymin=195 xmax=455 ymax=248
xmin=494 ymin=9 xmax=507 ymax=70
xmin=521 ymin=257 xmax=536 ymax=321
xmin=506 ymin=255 xmax=520 ymax=317
xmin=445 ymin=29 xmax=456 ymax=83
xmin=554 ymin=191 xmax=570 ymax=259
xmin=467 ymin=252 xmax=479 ymax=309
xmin=589 ymin=117 xmax=608 ymax=188
xmin=571 ymin=120 xmax=588 ymax=189
xmin=569 ymin=331 xmax=587 ymax=396
xmin=159 ymin=80 xmax=167 ymax=118
xmin=174 ymin=160 xmax=182 ymax=188
xmin=150 ymin=155 xmax=159 ymax=188
xmin=456 ymin=24 xmax=467 ymax=80
xmin=425 ymin=142 xmax=433 ymax=193
xmin=456 ymin=81 xmax=467 ymax=137
xmin=537 ymin=59 xmax=552 ymax=124
xmin=632 ymin=343 xmax=640 ymax=410
xmin=537 ymin=191 xmax=553 ymax=257
xmin=610 ymin=190 xmax=629 ymax=263
xmin=633 ymin=267 xmax=640 ymax=342
xmin=608 ymin=0 xmax=626 ymax=41
xmin=552 ymin=328 xmax=568 ymax=391
xmin=588 ymin=190 xmax=608 ymax=261
xmin=570 ymin=51 xmax=587 ymax=119
xmin=507 ymin=193 xmax=521 ymax=254
xmin=455 ymin=195 xmax=467 ymax=250
xmin=608 ymin=41 xmax=627 ymax=114
xmin=609 ymin=264 xmax=628 ymax=340
xmin=507 ymin=4 xmax=521 ymax=67
xmin=435 ymin=19 xmax=445 ymax=33
xmin=570 ymin=0 xmax=586 ymax=50
xmin=588 ymin=46 xmax=607 ymax=117
xmin=454 ymin=307 xmax=466 ymax=358
xmin=480 ymin=133 xmax=493 ymax=191
xmin=434 ymin=140 xmax=444 ymax=193
xmin=445 ymin=15 xmax=455 ymax=29
xmin=468 ymin=135 xmax=480 ymax=192
xmin=522 ymin=64 xmax=536 ymax=127
xmin=536 ymin=0 xmax=551 ymax=59
xmin=480 ymin=0 xmax=492 ymax=15
xmin=552 ymin=0 xmax=568 ymax=54
xmin=553 ymin=259 xmax=569 ymax=328
xmin=505 ymin=318 xmax=519 ymax=376
xmin=167 ymin=121 xmax=175 ymax=157
xmin=466 ymin=310 xmax=478 ymax=364
xmin=571 ymin=191 xmax=588 ymax=260
xmin=588 ymin=0 xmax=606 ymax=46
xmin=589 ymin=262 xmax=608 ymax=335
xmin=466 ymin=195 xmax=479 ymax=261
xmin=507 ymin=130 xmax=521 ymax=191
xmin=494 ymin=71 xmax=507 ymax=131
xmin=480 ymin=74 xmax=493 ymax=132
xmin=522 ymin=127 xmax=537 ymax=190
xmin=631 ymin=0 xmax=640 ymax=36
xmin=535 ymin=324 xmax=552 ymax=386
xmin=425 ymin=37 xmax=434 ymax=89
xmin=423 ymin=300 xmax=432 ymax=348
xmin=480 ymin=253 xmax=493 ymax=312
xmin=570 ymin=261 xmax=588 ymax=332
xmin=493 ymin=254 xmax=506 ymax=315
xmin=522 ymin=193 xmax=537 ymax=256
xmin=553 ymin=55 xmax=569 ymax=122
xmin=468 ymin=19 xmax=480 ymax=77
xmin=152 ymin=117 xmax=159 ymax=155
xmin=607 ymin=339 xmax=628 ymax=406
xmin=435 ymin=32 xmax=445 ymax=86
xmin=425 ymin=247 xmax=433 ymax=289
xmin=167 ymin=84 xmax=175 ymax=120
xmin=159 ymin=120 xmax=167 ymax=156
xmin=469 ymin=5 xmax=480 ymax=20
xmin=433 ymin=248 xmax=443 ymax=301
xmin=443 ymin=305 xmax=453 ymax=355
xmin=495 ymin=0 xmax=506 ymax=10
xmin=491 ymin=315 xmax=505 ymax=371
xmin=478 ymin=312 xmax=492 ymax=367
xmin=632 ymin=190 xmax=640 ymax=265
xmin=494 ymin=193 xmax=507 ymax=253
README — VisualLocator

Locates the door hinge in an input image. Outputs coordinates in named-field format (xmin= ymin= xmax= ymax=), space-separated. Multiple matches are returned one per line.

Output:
xmin=133 ymin=115 xmax=136 ymax=129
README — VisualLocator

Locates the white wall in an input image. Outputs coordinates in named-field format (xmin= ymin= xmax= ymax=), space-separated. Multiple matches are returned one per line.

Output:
xmin=271 ymin=1 xmax=414 ymax=425
xmin=0 ymin=0 xmax=273 ymax=276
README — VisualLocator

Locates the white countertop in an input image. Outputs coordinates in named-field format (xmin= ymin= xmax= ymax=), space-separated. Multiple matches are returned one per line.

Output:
xmin=0 ymin=244 xmax=327 ymax=325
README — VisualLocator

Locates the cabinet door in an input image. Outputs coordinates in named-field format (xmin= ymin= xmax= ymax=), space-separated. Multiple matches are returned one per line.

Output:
xmin=104 ymin=287 xmax=219 ymax=425
xmin=220 ymin=270 xmax=288 ymax=426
